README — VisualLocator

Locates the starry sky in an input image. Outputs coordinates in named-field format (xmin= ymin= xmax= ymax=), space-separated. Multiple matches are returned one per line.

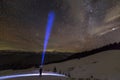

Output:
xmin=0 ymin=0 xmax=120 ymax=52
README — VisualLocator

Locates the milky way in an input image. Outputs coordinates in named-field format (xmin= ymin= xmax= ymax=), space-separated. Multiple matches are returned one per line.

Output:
xmin=0 ymin=0 xmax=120 ymax=52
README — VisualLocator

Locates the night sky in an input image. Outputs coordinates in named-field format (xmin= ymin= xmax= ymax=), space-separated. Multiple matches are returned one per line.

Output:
xmin=0 ymin=0 xmax=120 ymax=52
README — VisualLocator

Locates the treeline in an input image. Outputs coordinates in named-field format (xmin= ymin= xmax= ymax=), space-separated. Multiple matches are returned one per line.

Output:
xmin=0 ymin=42 xmax=119 ymax=70
xmin=66 ymin=42 xmax=120 ymax=60
xmin=34 ymin=42 xmax=120 ymax=64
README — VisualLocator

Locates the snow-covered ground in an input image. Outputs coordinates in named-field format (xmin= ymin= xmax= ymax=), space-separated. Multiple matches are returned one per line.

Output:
xmin=0 ymin=50 xmax=120 ymax=80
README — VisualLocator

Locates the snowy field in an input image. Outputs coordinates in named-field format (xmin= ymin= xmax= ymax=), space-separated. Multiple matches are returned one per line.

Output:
xmin=0 ymin=50 xmax=120 ymax=80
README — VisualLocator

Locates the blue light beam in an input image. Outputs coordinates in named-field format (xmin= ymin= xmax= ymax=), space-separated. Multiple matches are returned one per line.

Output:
xmin=41 ymin=11 xmax=55 ymax=66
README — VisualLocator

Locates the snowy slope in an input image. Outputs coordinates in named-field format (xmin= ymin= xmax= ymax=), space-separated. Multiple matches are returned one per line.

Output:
xmin=44 ymin=50 xmax=120 ymax=80
xmin=0 ymin=50 xmax=120 ymax=80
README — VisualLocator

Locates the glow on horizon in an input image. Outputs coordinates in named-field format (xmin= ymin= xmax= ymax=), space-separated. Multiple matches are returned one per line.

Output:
xmin=41 ymin=11 xmax=55 ymax=66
